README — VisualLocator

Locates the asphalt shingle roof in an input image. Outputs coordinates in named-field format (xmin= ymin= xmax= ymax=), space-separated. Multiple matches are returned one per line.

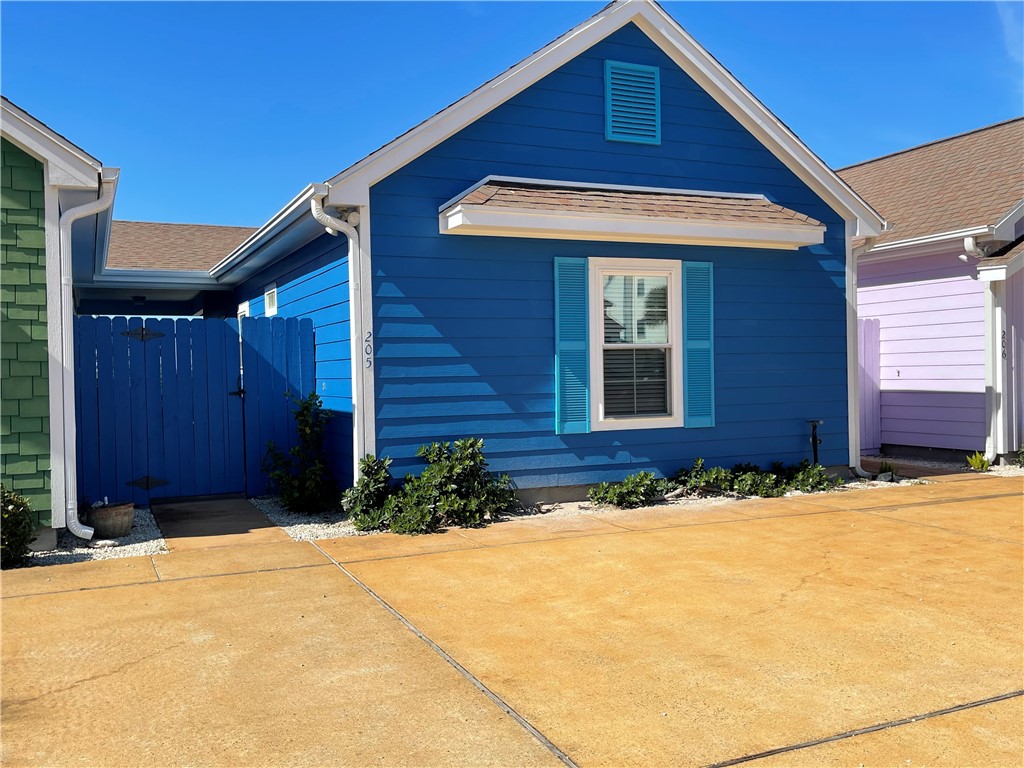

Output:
xmin=106 ymin=221 xmax=257 ymax=272
xmin=838 ymin=118 xmax=1024 ymax=246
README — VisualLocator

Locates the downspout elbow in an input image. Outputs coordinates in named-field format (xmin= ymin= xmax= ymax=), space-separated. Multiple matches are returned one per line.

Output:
xmin=59 ymin=168 xmax=118 ymax=539
xmin=311 ymin=183 xmax=359 ymax=245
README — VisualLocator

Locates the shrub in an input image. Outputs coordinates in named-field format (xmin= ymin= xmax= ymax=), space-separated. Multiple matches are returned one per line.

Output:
xmin=263 ymin=392 xmax=338 ymax=512
xmin=588 ymin=471 xmax=671 ymax=508
xmin=789 ymin=461 xmax=843 ymax=492
xmin=343 ymin=455 xmax=395 ymax=531
xmin=734 ymin=471 xmax=785 ymax=498
xmin=1017 ymin=445 xmax=1024 ymax=467
xmin=966 ymin=451 xmax=990 ymax=472
xmin=390 ymin=439 xmax=517 ymax=533
xmin=1 ymin=485 xmax=35 ymax=569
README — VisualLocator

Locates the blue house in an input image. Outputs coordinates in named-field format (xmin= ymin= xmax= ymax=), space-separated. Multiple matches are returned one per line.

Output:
xmin=86 ymin=0 xmax=886 ymax=497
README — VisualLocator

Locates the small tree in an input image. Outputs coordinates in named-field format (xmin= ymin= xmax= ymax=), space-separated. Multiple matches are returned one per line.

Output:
xmin=263 ymin=392 xmax=338 ymax=512
xmin=2 ymin=485 xmax=35 ymax=568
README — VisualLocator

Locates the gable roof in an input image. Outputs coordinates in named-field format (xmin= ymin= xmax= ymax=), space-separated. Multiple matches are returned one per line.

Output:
xmin=838 ymin=118 xmax=1024 ymax=248
xmin=106 ymin=221 xmax=258 ymax=272
xmin=217 ymin=0 xmax=884 ymax=280
xmin=323 ymin=0 xmax=883 ymax=235
xmin=1 ymin=95 xmax=103 ymax=188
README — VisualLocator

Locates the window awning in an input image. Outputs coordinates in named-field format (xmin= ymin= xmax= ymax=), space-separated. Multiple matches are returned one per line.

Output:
xmin=439 ymin=177 xmax=826 ymax=250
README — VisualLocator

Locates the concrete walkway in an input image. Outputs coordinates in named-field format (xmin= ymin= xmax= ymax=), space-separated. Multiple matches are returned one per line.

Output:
xmin=2 ymin=474 xmax=1021 ymax=767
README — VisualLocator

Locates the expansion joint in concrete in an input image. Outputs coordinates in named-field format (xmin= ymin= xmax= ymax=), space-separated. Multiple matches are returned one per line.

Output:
xmin=311 ymin=541 xmax=580 ymax=768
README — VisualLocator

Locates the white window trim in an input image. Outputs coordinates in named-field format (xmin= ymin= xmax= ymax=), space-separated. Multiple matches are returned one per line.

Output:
xmin=588 ymin=257 xmax=683 ymax=431
xmin=264 ymin=284 xmax=278 ymax=317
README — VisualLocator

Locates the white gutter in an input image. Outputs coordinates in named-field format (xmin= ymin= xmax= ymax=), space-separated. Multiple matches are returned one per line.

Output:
xmin=848 ymin=225 xmax=878 ymax=478
xmin=310 ymin=184 xmax=366 ymax=482
xmin=59 ymin=168 xmax=119 ymax=539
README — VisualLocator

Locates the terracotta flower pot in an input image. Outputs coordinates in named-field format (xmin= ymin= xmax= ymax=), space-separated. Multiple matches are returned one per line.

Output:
xmin=89 ymin=503 xmax=135 ymax=538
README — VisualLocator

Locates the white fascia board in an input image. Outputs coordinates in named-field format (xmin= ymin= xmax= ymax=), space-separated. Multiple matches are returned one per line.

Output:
xmin=978 ymin=251 xmax=1023 ymax=282
xmin=440 ymin=205 xmax=824 ymax=250
xmin=993 ymin=199 xmax=1024 ymax=242
xmin=324 ymin=0 xmax=885 ymax=238
xmin=90 ymin=269 xmax=226 ymax=289
xmin=856 ymin=227 xmax=994 ymax=263
xmin=209 ymin=185 xmax=317 ymax=280
xmin=1 ymin=100 xmax=101 ymax=189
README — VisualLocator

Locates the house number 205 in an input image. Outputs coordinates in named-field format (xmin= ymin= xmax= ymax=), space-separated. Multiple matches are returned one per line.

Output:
xmin=365 ymin=331 xmax=374 ymax=369
xmin=1002 ymin=331 xmax=1007 ymax=360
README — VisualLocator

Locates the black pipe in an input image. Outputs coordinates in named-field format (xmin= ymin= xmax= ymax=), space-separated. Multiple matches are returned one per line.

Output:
xmin=808 ymin=420 xmax=822 ymax=464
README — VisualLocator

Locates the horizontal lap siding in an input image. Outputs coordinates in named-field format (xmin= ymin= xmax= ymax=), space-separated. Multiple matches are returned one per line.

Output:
xmin=858 ymin=250 xmax=985 ymax=452
xmin=371 ymin=23 xmax=849 ymax=487
xmin=234 ymin=235 xmax=354 ymax=486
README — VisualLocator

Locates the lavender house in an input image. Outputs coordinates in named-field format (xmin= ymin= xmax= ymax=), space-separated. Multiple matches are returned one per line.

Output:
xmin=841 ymin=119 xmax=1023 ymax=462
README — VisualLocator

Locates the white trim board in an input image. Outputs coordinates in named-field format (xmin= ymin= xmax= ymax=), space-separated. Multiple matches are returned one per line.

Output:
xmin=440 ymin=206 xmax=824 ymax=250
xmin=321 ymin=0 xmax=884 ymax=237
xmin=1 ymin=98 xmax=101 ymax=189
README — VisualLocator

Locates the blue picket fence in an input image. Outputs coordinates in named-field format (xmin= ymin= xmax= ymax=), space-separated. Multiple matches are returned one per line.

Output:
xmin=75 ymin=316 xmax=314 ymax=505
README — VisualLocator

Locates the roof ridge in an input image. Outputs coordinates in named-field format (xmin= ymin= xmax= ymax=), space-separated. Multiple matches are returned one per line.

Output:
xmin=838 ymin=116 xmax=1024 ymax=172
xmin=113 ymin=219 xmax=257 ymax=229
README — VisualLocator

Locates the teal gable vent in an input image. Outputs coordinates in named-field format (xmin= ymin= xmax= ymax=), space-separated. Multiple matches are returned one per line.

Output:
xmin=554 ymin=257 xmax=590 ymax=434
xmin=605 ymin=60 xmax=661 ymax=145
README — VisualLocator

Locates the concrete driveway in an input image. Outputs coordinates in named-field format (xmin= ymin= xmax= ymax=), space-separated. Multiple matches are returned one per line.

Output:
xmin=2 ymin=474 xmax=1021 ymax=767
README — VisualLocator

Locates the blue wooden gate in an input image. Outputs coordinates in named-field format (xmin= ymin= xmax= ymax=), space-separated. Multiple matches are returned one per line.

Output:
xmin=75 ymin=316 xmax=314 ymax=505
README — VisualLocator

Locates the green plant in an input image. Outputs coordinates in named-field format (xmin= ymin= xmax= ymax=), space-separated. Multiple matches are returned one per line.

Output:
xmin=389 ymin=439 xmax=517 ymax=534
xmin=1016 ymin=445 xmax=1024 ymax=467
xmin=734 ymin=471 xmax=784 ymax=498
xmin=343 ymin=455 xmax=396 ymax=531
xmin=588 ymin=471 xmax=671 ymax=508
xmin=1 ymin=485 xmax=35 ymax=569
xmin=789 ymin=461 xmax=843 ymax=492
xmin=878 ymin=460 xmax=897 ymax=476
xmin=966 ymin=451 xmax=990 ymax=472
xmin=263 ymin=392 xmax=338 ymax=512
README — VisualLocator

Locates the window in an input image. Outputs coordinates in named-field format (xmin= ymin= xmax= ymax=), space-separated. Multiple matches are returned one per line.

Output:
xmin=590 ymin=259 xmax=681 ymax=430
xmin=605 ymin=61 xmax=661 ymax=145
xmin=264 ymin=284 xmax=277 ymax=317
xmin=554 ymin=257 xmax=714 ymax=435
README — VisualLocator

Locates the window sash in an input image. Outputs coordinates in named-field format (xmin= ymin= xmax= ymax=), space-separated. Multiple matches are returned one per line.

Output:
xmin=589 ymin=258 xmax=682 ymax=431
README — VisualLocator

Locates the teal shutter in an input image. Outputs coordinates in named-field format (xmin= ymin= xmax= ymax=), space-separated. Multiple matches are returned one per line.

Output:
xmin=683 ymin=261 xmax=714 ymax=428
xmin=605 ymin=60 xmax=661 ymax=145
xmin=554 ymin=257 xmax=590 ymax=434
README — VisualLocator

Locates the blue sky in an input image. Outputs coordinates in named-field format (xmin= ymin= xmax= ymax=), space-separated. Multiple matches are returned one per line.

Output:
xmin=2 ymin=1 xmax=1021 ymax=227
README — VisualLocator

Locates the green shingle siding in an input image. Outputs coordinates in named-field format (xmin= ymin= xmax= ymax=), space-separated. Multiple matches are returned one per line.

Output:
xmin=1 ymin=138 xmax=50 ymax=526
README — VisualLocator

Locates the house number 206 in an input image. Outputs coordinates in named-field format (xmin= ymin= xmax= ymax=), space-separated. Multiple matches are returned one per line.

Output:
xmin=365 ymin=331 xmax=374 ymax=369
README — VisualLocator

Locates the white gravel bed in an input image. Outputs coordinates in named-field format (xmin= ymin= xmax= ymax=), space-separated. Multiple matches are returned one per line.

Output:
xmin=27 ymin=506 xmax=168 ymax=567
xmin=862 ymin=453 xmax=1024 ymax=477
xmin=250 ymin=496 xmax=370 ymax=541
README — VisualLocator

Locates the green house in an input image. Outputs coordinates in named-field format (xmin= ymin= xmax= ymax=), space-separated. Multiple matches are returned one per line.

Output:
xmin=1 ymin=96 xmax=119 ymax=541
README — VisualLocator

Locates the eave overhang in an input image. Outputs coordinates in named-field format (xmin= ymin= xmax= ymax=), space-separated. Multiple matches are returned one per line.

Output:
xmin=439 ymin=178 xmax=825 ymax=250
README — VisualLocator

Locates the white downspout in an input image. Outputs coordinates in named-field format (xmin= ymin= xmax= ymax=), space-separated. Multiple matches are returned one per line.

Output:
xmin=310 ymin=184 xmax=363 ymax=481
xmin=59 ymin=168 xmax=118 ymax=539
xmin=848 ymin=229 xmax=878 ymax=478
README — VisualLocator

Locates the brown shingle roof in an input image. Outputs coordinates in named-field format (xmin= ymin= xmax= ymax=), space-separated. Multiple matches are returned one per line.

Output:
xmin=106 ymin=221 xmax=258 ymax=272
xmin=838 ymin=118 xmax=1024 ymax=246
xmin=981 ymin=235 xmax=1024 ymax=269
xmin=453 ymin=181 xmax=822 ymax=227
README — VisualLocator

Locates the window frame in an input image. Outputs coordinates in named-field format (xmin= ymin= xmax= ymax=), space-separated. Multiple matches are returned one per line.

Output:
xmin=588 ymin=257 xmax=683 ymax=431
xmin=263 ymin=284 xmax=278 ymax=317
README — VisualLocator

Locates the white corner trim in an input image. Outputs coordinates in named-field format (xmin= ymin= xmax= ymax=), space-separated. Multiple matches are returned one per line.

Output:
xmin=978 ymin=252 xmax=1024 ymax=282
xmin=587 ymin=256 xmax=684 ymax=432
xmin=42 ymin=180 xmax=66 ymax=528
xmin=352 ymin=204 xmax=376 ymax=467
xmin=845 ymin=218 xmax=862 ymax=472
xmin=1 ymin=99 xmax=102 ymax=189
xmin=440 ymin=204 xmax=824 ymax=250
xmin=237 ymin=300 xmax=250 ymax=319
